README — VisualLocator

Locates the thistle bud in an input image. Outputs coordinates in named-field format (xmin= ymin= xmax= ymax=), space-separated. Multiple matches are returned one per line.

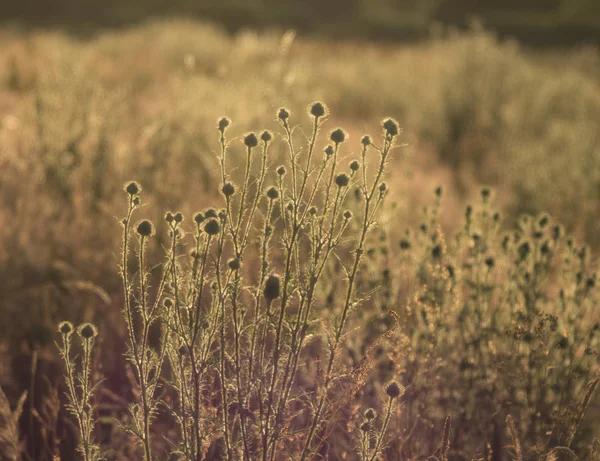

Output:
xmin=204 ymin=219 xmax=220 ymax=236
xmin=218 ymin=117 xmax=231 ymax=133
xmin=349 ymin=160 xmax=360 ymax=172
xmin=309 ymin=101 xmax=327 ymax=118
xmin=58 ymin=321 xmax=74 ymax=336
xmin=222 ymin=182 xmax=236 ymax=197
xmin=266 ymin=187 xmax=279 ymax=200
xmin=335 ymin=174 xmax=350 ymax=188
xmin=382 ymin=118 xmax=399 ymax=137
xmin=330 ymin=128 xmax=347 ymax=145
xmin=244 ymin=133 xmax=259 ymax=148
xmin=385 ymin=381 xmax=402 ymax=399
xmin=361 ymin=135 xmax=371 ymax=146
xmin=277 ymin=166 xmax=286 ymax=176
xmin=264 ymin=274 xmax=281 ymax=301
xmin=79 ymin=323 xmax=98 ymax=340
xmin=124 ymin=181 xmax=141 ymax=196
xmin=277 ymin=108 xmax=290 ymax=123
xmin=324 ymin=145 xmax=335 ymax=157
xmin=261 ymin=130 xmax=272 ymax=143
xmin=136 ymin=220 xmax=155 ymax=237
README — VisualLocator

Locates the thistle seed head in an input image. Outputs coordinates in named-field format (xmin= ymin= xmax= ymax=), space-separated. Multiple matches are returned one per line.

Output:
xmin=324 ymin=145 xmax=335 ymax=157
xmin=385 ymin=381 xmax=403 ymax=399
xmin=124 ymin=181 xmax=141 ymax=196
xmin=218 ymin=117 xmax=231 ymax=133
xmin=222 ymin=182 xmax=236 ymax=197
xmin=361 ymin=135 xmax=372 ymax=146
xmin=78 ymin=323 xmax=98 ymax=340
xmin=261 ymin=130 xmax=273 ymax=143
xmin=364 ymin=408 xmax=376 ymax=420
xmin=266 ymin=186 xmax=279 ymax=200
xmin=349 ymin=160 xmax=360 ymax=172
xmin=277 ymin=166 xmax=286 ymax=176
xmin=136 ymin=220 xmax=155 ymax=237
xmin=277 ymin=108 xmax=290 ymax=122
xmin=194 ymin=212 xmax=205 ymax=224
xmin=382 ymin=118 xmax=399 ymax=137
xmin=264 ymin=274 xmax=281 ymax=301
xmin=330 ymin=128 xmax=347 ymax=145
xmin=308 ymin=101 xmax=327 ymax=118
xmin=205 ymin=208 xmax=218 ymax=219
xmin=58 ymin=321 xmax=74 ymax=336
xmin=335 ymin=173 xmax=350 ymax=188
xmin=244 ymin=133 xmax=259 ymax=148
xmin=228 ymin=258 xmax=241 ymax=270
xmin=204 ymin=219 xmax=220 ymax=236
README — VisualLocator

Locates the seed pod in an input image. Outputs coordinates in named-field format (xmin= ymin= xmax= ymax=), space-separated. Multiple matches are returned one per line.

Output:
xmin=361 ymin=135 xmax=371 ymax=146
xmin=266 ymin=187 xmax=279 ymax=200
xmin=349 ymin=160 xmax=360 ymax=172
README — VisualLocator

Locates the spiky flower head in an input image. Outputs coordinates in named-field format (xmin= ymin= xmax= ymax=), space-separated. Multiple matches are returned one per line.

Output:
xmin=364 ymin=408 xmax=377 ymax=420
xmin=204 ymin=219 xmax=220 ymax=236
xmin=335 ymin=174 xmax=350 ymax=188
xmin=382 ymin=118 xmax=399 ymax=137
xmin=174 ymin=212 xmax=184 ymax=223
xmin=360 ymin=421 xmax=371 ymax=432
xmin=58 ymin=321 xmax=74 ymax=336
xmin=218 ymin=117 xmax=231 ymax=133
xmin=308 ymin=101 xmax=328 ymax=118
xmin=204 ymin=208 xmax=218 ymax=219
xmin=278 ymin=108 xmax=290 ymax=123
xmin=261 ymin=130 xmax=273 ymax=143
xmin=264 ymin=274 xmax=281 ymax=301
xmin=361 ymin=135 xmax=372 ymax=146
xmin=266 ymin=186 xmax=279 ymax=200
xmin=222 ymin=182 xmax=236 ymax=197
xmin=194 ymin=212 xmax=205 ymax=224
xmin=228 ymin=258 xmax=241 ymax=270
xmin=78 ymin=323 xmax=98 ymax=340
xmin=136 ymin=220 xmax=155 ymax=237
xmin=277 ymin=166 xmax=286 ymax=176
xmin=349 ymin=160 xmax=360 ymax=172
xmin=165 ymin=212 xmax=174 ymax=223
xmin=244 ymin=133 xmax=259 ymax=148
xmin=385 ymin=381 xmax=403 ymax=399
xmin=330 ymin=128 xmax=347 ymax=145
xmin=324 ymin=145 xmax=335 ymax=157
xmin=344 ymin=210 xmax=353 ymax=220
xmin=124 ymin=181 xmax=141 ymax=196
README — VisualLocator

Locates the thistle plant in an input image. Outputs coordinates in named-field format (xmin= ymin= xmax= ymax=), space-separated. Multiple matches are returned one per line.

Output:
xmin=93 ymin=102 xmax=401 ymax=460
xmin=56 ymin=321 xmax=100 ymax=461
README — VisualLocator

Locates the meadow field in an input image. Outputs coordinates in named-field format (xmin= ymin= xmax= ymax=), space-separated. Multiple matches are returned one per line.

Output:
xmin=0 ymin=18 xmax=599 ymax=461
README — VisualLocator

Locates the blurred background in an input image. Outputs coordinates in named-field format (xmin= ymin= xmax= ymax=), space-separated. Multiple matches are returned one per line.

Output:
xmin=0 ymin=1 xmax=598 ymax=460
